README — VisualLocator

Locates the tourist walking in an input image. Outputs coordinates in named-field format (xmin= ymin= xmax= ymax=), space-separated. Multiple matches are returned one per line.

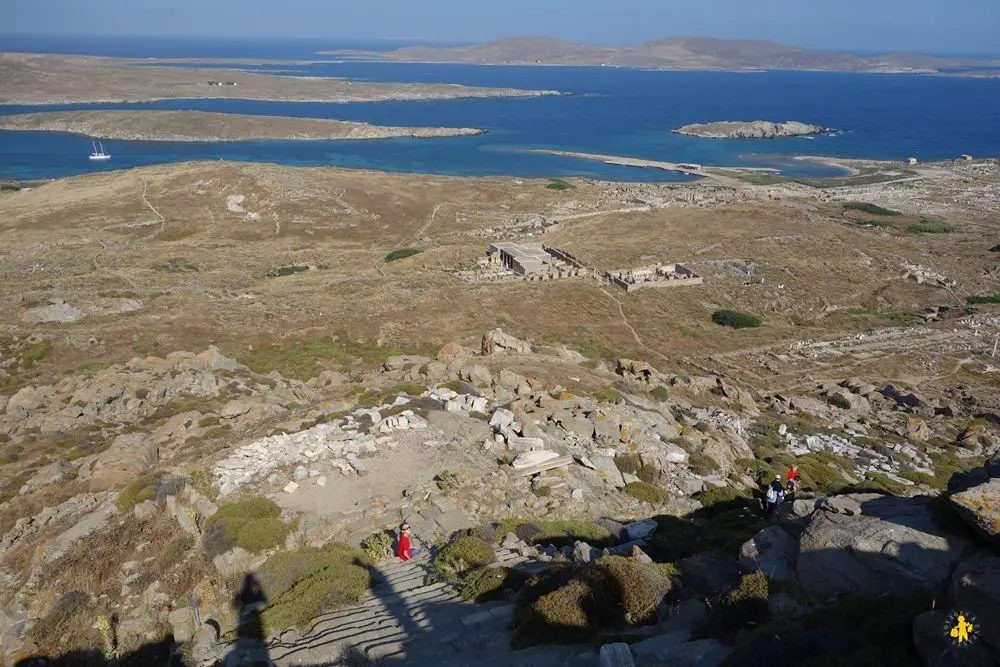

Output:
xmin=764 ymin=474 xmax=786 ymax=519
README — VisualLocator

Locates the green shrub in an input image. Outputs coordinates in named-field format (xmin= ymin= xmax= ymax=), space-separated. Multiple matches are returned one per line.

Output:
xmin=843 ymin=202 xmax=900 ymax=216
xmin=695 ymin=485 xmax=749 ymax=514
xmin=546 ymin=179 xmax=572 ymax=191
xmin=625 ymin=481 xmax=669 ymax=504
xmin=513 ymin=557 xmax=670 ymax=646
xmin=497 ymin=519 xmax=612 ymax=548
xmin=687 ymin=453 xmax=719 ymax=476
xmin=614 ymin=453 xmax=642 ymax=474
xmin=724 ymin=571 xmax=769 ymax=628
xmin=650 ymin=385 xmax=669 ymax=402
xmin=132 ymin=341 xmax=157 ymax=356
xmin=712 ymin=310 xmax=762 ymax=329
xmin=273 ymin=265 xmax=309 ymax=277
xmin=21 ymin=341 xmax=52 ymax=368
xmin=75 ymin=361 xmax=113 ymax=373
xmin=384 ymin=248 xmax=422 ymax=262
xmin=458 ymin=566 xmax=526 ymax=603
xmin=599 ymin=555 xmax=671 ymax=621
xmin=259 ymin=542 xmax=372 ymax=631
xmin=116 ymin=472 xmax=161 ymax=512
xmin=202 ymin=496 xmax=291 ymax=555
xmin=967 ymin=294 xmax=1000 ymax=305
xmin=906 ymin=219 xmax=955 ymax=234
xmin=432 ymin=534 xmax=496 ymax=582
xmin=361 ymin=531 xmax=393 ymax=561
xmin=591 ymin=387 xmax=622 ymax=404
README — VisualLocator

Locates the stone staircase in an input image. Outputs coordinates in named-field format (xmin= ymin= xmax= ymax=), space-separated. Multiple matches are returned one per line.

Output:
xmin=266 ymin=549 xmax=584 ymax=667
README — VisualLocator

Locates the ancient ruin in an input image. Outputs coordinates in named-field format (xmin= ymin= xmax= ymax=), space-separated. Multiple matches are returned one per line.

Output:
xmin=454 ymin=242 xmax=587 ymax=282
xmin=606 ymin=263 xmax=703 ymax=291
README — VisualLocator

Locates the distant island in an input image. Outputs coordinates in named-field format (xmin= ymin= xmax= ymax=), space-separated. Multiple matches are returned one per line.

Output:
xmin=0 ymin=53 xmax=560 ymax=105
xmin=322 ymin=36 xmax=1000 ymax=75
xmin=0 ymin=110 xmax=485 ymax=143
xmin=673 ymin=121 xmax=828 ymax=139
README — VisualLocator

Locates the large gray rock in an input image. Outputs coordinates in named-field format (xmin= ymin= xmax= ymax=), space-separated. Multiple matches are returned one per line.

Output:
xmin=950 ymin=553 xmax=1000 ymax=654
xmin=591 ymin=455 xmax=626 ymax=488
xmin=562 ymin=416 xmax=596 ymax=440
xmin=740 ymin=525 xmax=798 ymax=581
xmin=796 ymin=495 xmax=970 ymax=600
xmin=950 ymin=479 xmax=1000 ymax=546
xmin=482 ymin=329 xmax=533 ymax=355
xmin=77 ymin=432 xmax=158 ymax=491
xmin=913 ymin=610 xmax=998 ymax=667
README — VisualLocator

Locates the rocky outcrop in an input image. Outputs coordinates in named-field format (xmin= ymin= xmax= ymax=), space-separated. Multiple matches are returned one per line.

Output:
xmin=481 ymin=329 xmax=534 ymax=355
xmin=949 ymin=459 xmax=1000 ymax=545
xmin=673 ymin=120 xmax=828 ymax=139
xmin=794 ymin=494 xmax=969 ymax=599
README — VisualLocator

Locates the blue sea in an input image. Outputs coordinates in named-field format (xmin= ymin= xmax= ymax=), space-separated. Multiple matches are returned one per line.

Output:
xmin=1 ymin=35 xmax=999 ymax=181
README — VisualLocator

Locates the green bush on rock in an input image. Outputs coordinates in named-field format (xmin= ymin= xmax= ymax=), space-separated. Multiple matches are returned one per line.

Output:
xmin=458 ymin=566 xmax=526 ymax=603
xmin=432 ymin=534 xmax=495 ymax=582
xmin=258 ymin=542 xmax=373 ymax=631
xmin=513 ymin=556 xmax=672 ymax=646
xmin=202 ymin=496 xmax=293 ymax=556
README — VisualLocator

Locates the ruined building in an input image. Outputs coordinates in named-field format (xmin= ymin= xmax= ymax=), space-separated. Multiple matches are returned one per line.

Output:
xmin=606 ymin=263 xmax=703 ymax=291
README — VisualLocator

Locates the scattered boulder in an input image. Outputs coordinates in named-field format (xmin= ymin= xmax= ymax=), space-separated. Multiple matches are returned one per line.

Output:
xmin=482 ymin=329 xmax=533 ymax=355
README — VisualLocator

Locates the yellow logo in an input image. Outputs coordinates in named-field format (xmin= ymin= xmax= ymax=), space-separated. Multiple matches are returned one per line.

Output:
xmin=944 ymin=610 xmax=980 ymax=647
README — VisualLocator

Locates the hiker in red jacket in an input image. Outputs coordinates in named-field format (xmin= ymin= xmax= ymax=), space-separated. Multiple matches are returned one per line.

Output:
xmin=787 ymin=465 xmax=799 ymax=499
xmin=397 ymin=522 xmax=422 ymax=561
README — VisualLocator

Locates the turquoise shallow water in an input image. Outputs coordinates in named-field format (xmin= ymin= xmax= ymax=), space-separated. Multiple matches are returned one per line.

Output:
xmin=1 ymin=37 xmax=999 ymax=181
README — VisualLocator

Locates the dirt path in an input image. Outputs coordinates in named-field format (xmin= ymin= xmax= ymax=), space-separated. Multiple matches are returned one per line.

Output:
xmin=141 ymin=177 xmax=166 ymax=237
xmin=599 ymin=287 xmax=669 ymax=363
xmin=414 ymin=202 xmax=444 ymax=241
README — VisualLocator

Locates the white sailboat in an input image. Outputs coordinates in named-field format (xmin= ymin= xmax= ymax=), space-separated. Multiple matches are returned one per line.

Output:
xmin=88 ymin=141 xmax=111 ymax=161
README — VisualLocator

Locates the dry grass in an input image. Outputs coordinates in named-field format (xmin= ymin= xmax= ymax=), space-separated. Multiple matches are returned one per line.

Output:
xmin=0 ymin=161 xmax=994 ymax=398
xmin=29 ymin=512 xmax=191 ymax=655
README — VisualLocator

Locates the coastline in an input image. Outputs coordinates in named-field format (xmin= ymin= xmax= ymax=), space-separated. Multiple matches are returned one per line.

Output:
xmin=0 ymin=110 xmax=485 ymax=143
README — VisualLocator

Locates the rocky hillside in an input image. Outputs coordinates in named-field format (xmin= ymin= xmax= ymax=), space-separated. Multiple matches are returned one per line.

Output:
xmin=0 ymin=326 xmax=996 ymax=666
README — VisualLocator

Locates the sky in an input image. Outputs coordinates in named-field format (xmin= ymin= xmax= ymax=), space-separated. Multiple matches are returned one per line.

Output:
xmin=2 ymin=0 xmax=999 ymax=55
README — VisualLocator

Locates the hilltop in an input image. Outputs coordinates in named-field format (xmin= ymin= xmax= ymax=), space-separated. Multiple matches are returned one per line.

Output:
xmin=323 ymin=35 xmax=1000 ymax=74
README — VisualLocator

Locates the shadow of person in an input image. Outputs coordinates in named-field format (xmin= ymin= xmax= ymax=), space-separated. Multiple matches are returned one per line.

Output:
xmin=222 ymin=573 xmax=272 ymax=666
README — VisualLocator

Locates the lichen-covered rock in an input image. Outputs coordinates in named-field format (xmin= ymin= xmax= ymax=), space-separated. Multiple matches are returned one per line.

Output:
xmin=950 ymin=479 xmax=1000 ymax=545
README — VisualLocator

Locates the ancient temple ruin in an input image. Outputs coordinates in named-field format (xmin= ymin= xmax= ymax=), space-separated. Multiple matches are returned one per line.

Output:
xmin=606 ymin=263 xmax=703 ymax=291
xmin=455 ymin=242 xmax=587 ymax=282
